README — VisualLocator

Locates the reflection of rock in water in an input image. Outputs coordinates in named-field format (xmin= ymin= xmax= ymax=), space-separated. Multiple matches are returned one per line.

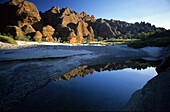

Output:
xmin=55 ymin=59 xmax=161 ymax=81
xmin=55 ymin=65 xmax=95 ymax=81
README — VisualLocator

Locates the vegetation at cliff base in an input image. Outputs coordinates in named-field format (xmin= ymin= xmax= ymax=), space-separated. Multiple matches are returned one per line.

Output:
xmin=0 ymin=35 xmax=17 ymax=44
xmin=127 ymin=37 xmax=170 ymax=48
xmin=127 ymin=29 xmax=170 ymax=48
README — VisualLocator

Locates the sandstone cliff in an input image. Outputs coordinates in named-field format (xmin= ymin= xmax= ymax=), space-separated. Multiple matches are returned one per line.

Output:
xmin=0 ymin=0 xmax=156 ymax=43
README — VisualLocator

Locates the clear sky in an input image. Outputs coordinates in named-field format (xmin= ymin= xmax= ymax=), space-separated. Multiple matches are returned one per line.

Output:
xmin=1 ymin=0 xmax=170 ymax=29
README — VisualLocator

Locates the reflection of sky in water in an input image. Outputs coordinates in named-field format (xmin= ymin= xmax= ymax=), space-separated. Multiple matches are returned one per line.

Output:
xmin=16 ymin=67 xmax=157 ymax=111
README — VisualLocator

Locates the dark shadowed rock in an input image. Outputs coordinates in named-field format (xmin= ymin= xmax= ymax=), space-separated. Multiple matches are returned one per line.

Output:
xmin=41 ymin=6 xmax=60 ymax=26
xmin=88 ymin=26 xmax=95 ymax=38
xmin=4 ymin=26 xmax=24 ymax=37
xmin=156 ymin=56 xmax=170 ymax=74
xmin=22 ymin=24 xmax=36 ymax=35
xmin=95 ymin=19 xmax=116 ymax=38
xmin=122 ymin=57 xmax=170 ymax=111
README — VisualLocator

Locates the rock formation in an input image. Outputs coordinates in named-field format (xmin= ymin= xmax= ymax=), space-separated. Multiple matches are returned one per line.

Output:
xmin=33 ymin=31 xmax=42 ymax=42
xmin=46 ymin=35 xmax=54 ymax=42
xmin=22 ymin=24 xmax=36 ymax=35
xmin=0 ymin=0 xmax=156 ymax=43
xmin=42 ymin=25 xmax=55 ymax=37
xmin=121 ymin=56 xmax=170 ymax=111
xmin=4 ymin=26 xmax=24 ymax=37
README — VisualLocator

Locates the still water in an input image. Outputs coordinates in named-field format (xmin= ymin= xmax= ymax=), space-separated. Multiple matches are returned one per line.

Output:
xmin=16 ymin=67 xmax=157 ymax=111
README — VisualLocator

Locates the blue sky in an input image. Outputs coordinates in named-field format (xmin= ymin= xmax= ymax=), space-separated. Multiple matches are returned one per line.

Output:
xmin=1 ymin=0 xmax=170 ymax=29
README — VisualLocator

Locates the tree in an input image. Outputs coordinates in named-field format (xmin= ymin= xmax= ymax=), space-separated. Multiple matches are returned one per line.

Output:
xmin=126 ymin=33 xmax=134 ymax=39
xmin=138 ymin=32 xmax=149 ymax=40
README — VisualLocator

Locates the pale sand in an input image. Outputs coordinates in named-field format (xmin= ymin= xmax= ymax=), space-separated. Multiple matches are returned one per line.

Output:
xmin=0 ymin=41 xmax=107 ymax=50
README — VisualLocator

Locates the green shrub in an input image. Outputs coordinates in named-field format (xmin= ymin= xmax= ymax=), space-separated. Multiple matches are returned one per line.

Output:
xmin=97 ymin=36 xmax=104 ymax=41
xmin=127 ymin=37 xmax=170 ymax=48
xmin=86 ymin=40 xmax=91 ymax=44
xmin=0 ymin=35 xmax=17 ymax=44
xmin=105 ymin=37 xmax=116 ymax=42
xmin=41 ymin=38 xmax=46 ymax=42
xmin=126 ymin=33 xmax=134 ymax=39
xmin=14 ymin=35 xmax=31 ymax=41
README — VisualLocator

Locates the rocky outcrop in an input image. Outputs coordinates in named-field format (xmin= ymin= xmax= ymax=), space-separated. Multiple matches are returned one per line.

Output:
xmin=33 ymin=31 xmax=42 ymax=42
xmin=93 ymin=19 xmax=116 ymax=38
xmin=46 ymin=35 xmax=54 ymax=42
xmin=0 ymin=0 xmax=43 ymax=38
xmin=4 ymin=26 xmax=24 ymax=37
xmin=0 ymin=0 xmax=156 ymax=43
xmin=122 ymin=56 xmax=170 ymax=111
xmin=91 ymin=15 xmax=96 ymax=21
xmin=67 ymin=31 xmax=77 ymax=43
xmin=42 ymin=25 xmax=55 ymax=37
xmin=16 ymin=1 xmax=42 ymax=28
xmin=41 ymin=6 xmax=95 ymax=43
xmin=42 ymin=25 xmax=55 ymax=41
xmin=0 ymin=0 xmax=42 ymax=29
xmin=22 ymin=24 xmax=36 ymax=35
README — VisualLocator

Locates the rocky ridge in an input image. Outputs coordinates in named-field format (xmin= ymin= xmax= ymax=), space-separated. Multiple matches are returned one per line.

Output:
xmin=0 ymin=0 xmax=156 ymax=43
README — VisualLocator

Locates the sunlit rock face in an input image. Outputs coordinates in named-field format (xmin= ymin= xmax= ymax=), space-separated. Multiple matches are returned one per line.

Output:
xmin=33 ymin=31 xmax=42 ymax=42
xmin=0 ymin=0 xmax=156 ymax=43
xmin=21 ymin=24 xmax=36 ymax=35
xmin=41 ymin=7 xmax=95 ymax=43
xmin=0 ymin=0 xmax=42 ymax=28
xmin=0 ymin=0 xmax=43 ymax=39
xmin=42 ymin=25 xmax=55 ymax=38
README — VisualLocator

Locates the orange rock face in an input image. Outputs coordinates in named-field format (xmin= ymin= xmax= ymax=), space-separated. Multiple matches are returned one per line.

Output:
xmin=33 ymin=31 xmax=42 ymax=42
xmin=91 ymin=15 xmax=96 ymax=21
xmin=77 ymin=21 xmax=89 ymax=37
xmin=0 ymin=0 xmax=156 ymax=43
xmin=46 ymin=35 xmax=54 ymax=42
xmin=87 ymin=34 xmax=93 ymax=41
xmin=9 ymin=0 xmax=24 ymax=5
xmin=42 ymin=25 xmax=55 ymax=37
xmin=80 ymin=12 xmax=87 ymax=17
xmin=84 ymin=15 xmax=92 ymax=21
xmin=21 ymin=24 xmax=36 ymax=35
xmin=67 ymin=31 xmax=77 ymax=43
xmin=16 ymin=1 xmax=42 ymax=27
